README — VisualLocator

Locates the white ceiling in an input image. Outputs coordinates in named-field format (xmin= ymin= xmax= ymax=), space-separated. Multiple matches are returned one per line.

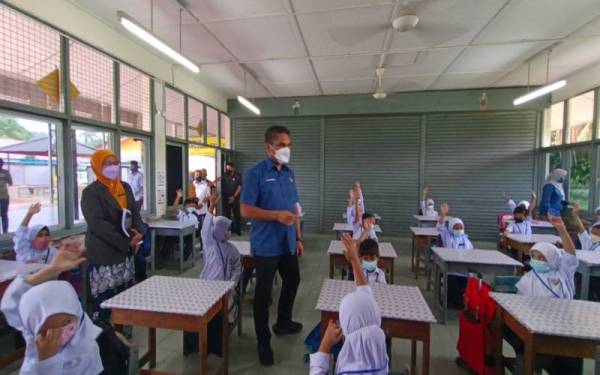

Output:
xmin=68 ymin=0 xmax=600 ymax=99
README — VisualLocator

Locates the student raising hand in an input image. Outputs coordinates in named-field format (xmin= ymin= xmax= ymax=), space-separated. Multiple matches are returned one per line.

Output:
xmin=341 ymin=233 xmax=367 ymax=286
xmin=549 ymin=215 xmax=576 ymax=254
xmin=318 ymin=320 xmax=343 ymax=354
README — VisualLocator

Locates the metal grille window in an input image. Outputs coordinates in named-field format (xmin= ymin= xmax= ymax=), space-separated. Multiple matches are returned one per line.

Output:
xmin=542 ymin=102 xmax=564 ymax=147
xmin=164 ymin=87 xmax=184 ymax=139
xmin=187 ymin=97 xmax=203 ymax=143
xmin=0 ymin=5 xmax=62 ymax=112
xmin=206 ymin=106 xmax=218 ymax=146
xmin=69 ymin=41 xmax=114 ymax=123
xmin=567 ymin=91 xmax=594 ymax=144
xmin=220 ymin=113 xmax=231 ymax=149
xmin=119 ymin=64 xmax=150 ymax=131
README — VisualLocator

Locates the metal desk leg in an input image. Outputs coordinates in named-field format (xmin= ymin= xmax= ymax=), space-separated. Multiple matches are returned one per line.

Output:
xmin=150 ymin=229 xmax=156 ymax=274
xmin=442 ymin=264 xmax=448 ymax=324
xmin=581 ymin=266 xmax=591 ymax=300
xmin=179 ymin=232 xmax=184 ymax=272
xmin=329 ymin=255 xmax=334 ymax=279
xmin=433 ymin=263 xmax=441 ymax=321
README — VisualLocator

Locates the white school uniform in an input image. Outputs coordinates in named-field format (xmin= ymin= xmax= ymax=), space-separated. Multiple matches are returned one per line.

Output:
xmin=13 ymin=225 xmax=57 ymax=264
xmin=436 ymin=218 xmax=473 ymax=250
xmin=309 ymin=285 xmax=388 ymax=375
xmin=353 ymin=224 xmax=378 ymax=241
xmin=127 ymin=171 xmax=144 ymax=202
xmin=199 ymin=213 xmax=241 ymax=284
xmin=516 ymin=243 xmax=578 ymax=299
xmin=420 ymin=199 xmax=438 ymax=217
xmin=176 ymin=209 xmax=199 ymax=225
xmin=363 ymin=267 xmax=387 ymax=285
xmin=0 ymin=277 xmax=103 ymax=374
xmin=506 ymin=220 xmax=533 ymax=235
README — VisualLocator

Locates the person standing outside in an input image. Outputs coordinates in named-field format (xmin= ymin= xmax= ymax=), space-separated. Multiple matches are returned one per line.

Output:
xmin=241 ymin=125 xmax=303 ymax=366
xmin=0 ymin=158 xmax=13 ymax=234
xmin=192 ymin=169 xmax=212 ymax=248
xmin=218 ymin=162 xmax=243 ymax=235
xmin=127 ymin=160 xmax=144 ymax=212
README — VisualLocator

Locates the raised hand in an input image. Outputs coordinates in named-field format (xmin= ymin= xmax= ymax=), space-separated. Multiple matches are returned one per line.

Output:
xmin=572 ymin=202 xmax=581 ymax=213
xmin=52 ymin=243 xmax=86 ymax=273
xmin=318 ymin=320 xmax=343 ymax=354
xmin=176 ymin=189 xmax=183 ymax=199
xmin=501 ymin=192 xmax=508 ymax=201
xmin=341 ymin=233 xmax=358 ymax=262
xmin=422 ymin=187 xmax=429 ymax=196
xmin=530 ymin=190 xmax=537 ymax=202
xmin=27 ymin=203 xmax=42 ymax=216
xmin=548 ymin=215 xmax=566 ymax=231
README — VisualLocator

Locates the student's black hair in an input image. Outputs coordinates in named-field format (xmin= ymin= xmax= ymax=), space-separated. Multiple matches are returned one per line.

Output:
xmin=362 ymin=212 xmax=375 ymax=221
xmin=359 ymin=239 xmax=380 ymax=258
xmin=513 ymin=205 xmax=528 ymax=215
xmin=130 ymin=160 xmax=139 ymax=166
xmin=264 ymin=125 xmax=290 ymax=144
xmin=183 ymin=197 xmax=198 ymax=206
xmin=226 ymin=161 xmax=234 ymax=167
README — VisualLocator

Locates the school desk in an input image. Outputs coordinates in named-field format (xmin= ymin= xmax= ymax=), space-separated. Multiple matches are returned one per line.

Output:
xmin=0 ymin=260 xmax=45 ymax=369
xmin=316 ymin=279 xmax=436 ymax=375
xmin=229 ymin=240 xmax=252 ymax=336
xmin=148 ymin=219 xmax=197 ymax=273
xmin=326 ymin=240 xmax=398 ymax=283
xmin=102 ymin=276 xmax=233 ymax=375
xmin=332 ymin=222 xmax=382 ymax=239
xmin=431 ymin=247 xmax=522 ymax=324
xmin=491 ymin=292 xmax=600 ymax=375
xmin=505 ymin=234 xmax=561 ymax=263
xmin=576 ymin=250 xmax=600 ymax=301
xmin=410 ymin=226 xmax=439 ymax=279
xmin=503 ymin=218 xmax=557 ymax=235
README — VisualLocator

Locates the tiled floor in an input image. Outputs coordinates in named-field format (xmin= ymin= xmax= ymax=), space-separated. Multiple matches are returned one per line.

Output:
xmin=3 ymin=234 xmax=596 ymax=374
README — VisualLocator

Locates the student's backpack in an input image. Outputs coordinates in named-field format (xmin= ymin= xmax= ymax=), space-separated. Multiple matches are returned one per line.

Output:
xmin=96 ymin=322 xmax=135 ymax=375
xmin=303 ymin=322 xmax=343 ymax=363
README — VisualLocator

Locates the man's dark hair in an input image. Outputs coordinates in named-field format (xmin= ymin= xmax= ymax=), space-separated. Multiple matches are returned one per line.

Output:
xmin=226 ymin=162 xmax=234 ymax=167
xmin=362 ymin=212 xmax=375 ymax=221
xmin=513 ymin=205 xmax=528 ymax=215
xmin=130 ymin=160 xmax=138 ymax=166
xmin=359 ymin=239 xmax=380 ymax=257
xmin=264 ymin=125 xmax=290 ymax=144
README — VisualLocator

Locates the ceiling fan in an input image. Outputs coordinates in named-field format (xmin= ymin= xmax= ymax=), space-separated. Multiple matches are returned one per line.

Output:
xmin=326 ymin=0 xmax=466 ymax=48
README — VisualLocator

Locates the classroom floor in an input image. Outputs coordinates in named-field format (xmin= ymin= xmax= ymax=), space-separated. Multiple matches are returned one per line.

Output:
xmin=3 ymin=233 xmax=596 ymax=374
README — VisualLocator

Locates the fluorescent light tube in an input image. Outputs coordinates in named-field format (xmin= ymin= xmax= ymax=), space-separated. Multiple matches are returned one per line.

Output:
xmin=119 ymin=12 xmax=199 ymax=74
xmin=237 ymin=95 xmax=260 ymax=115
xmin=513 ymin=80 xmax=566 ymax=106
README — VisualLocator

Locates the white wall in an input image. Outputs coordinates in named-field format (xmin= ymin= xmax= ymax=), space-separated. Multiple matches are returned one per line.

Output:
xmin=4 ymin=0 xmax=227 ymax=112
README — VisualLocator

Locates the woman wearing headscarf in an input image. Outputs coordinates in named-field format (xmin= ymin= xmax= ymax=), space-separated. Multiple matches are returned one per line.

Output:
xmin=310 ymin=233 xmax=389 ymax=375
xmin=539 ymin=168 xmax=568 ymax=219
xmin=504 ymin=216 xmax=581 ymax=375
xmin=81 ymin=150 xmax=143 ymax=323
xmin=0 ymin=241 xmax=103 ymax=374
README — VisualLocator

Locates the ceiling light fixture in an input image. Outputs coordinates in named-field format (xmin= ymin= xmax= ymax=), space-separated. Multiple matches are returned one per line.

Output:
xmin=118 ymin=11 xmax=199 ymax=74
xmin=513 ymin=49 xmax=565 ymax=106
xmin=237 ymin=96 xmax=260 ymax=115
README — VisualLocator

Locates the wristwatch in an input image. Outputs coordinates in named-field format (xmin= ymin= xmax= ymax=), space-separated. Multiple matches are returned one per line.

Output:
xmin=296 ymin=237 xmax=303 ymax=242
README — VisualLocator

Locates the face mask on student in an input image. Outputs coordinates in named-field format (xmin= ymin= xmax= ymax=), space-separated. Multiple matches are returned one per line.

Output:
xmin=453 ymin=229 xmax=464 ymax=237
xmin=32 ymin=238 xmax=51 ymax=250
xmin=102 ymin=165 xmax=120 ymax=180
xmin=530 ymin=259 xmax=551 ymax=274
xmin=187 ymin=207 xmax=196 ymax=214
xmin=274 ymin=146 xmax=291 ymax=165
xmin=60 ymin=321 xmax=79 ymax=347
xmin=361 ymin=260 xmax=377 ymax=272
xmin=514 ymin=217 xmax=524 ymax=224
xmin=592 ymin=234 xmax=600 ymax=243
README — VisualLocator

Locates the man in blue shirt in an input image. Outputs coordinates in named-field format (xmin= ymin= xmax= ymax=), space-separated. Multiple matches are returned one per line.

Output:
xmin=241 ymin=125 xmax=304 ymax=366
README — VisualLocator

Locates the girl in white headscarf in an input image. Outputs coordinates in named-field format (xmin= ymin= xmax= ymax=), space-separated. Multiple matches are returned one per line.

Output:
xmin=506 ymin=216 xmax=580 ymax=374
xmin=436 ymin=203 xmax=473 ymax=250
xmin=571 ymin=202 xmax=600 ymax=251
xmin=13 ymin=203 xmax=57 ymax=264
xmin=310 ymin=234 xmax=388 ymax=375
xmin=516 ymin=216 xmax=578 ymax=299
xmin=184 ymin=191 xmax=241 ymax=357
xmin=1 ymin=241 xmax=103 ymax=374
xmin=420 ymin=187 xmax=438 ymax=217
